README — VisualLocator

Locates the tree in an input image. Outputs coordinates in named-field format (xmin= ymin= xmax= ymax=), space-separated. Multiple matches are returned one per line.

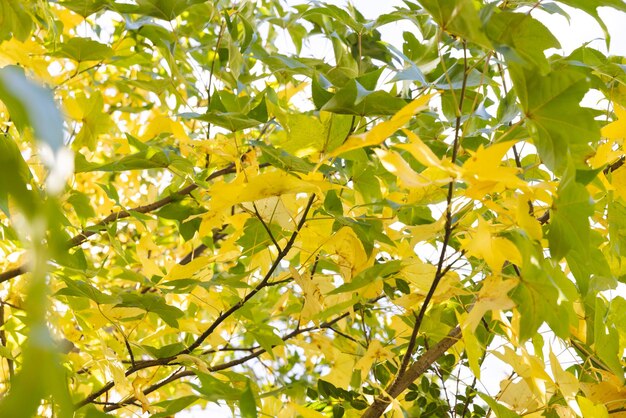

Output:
xmin=1 ymin=0 xmax=626 ymax=416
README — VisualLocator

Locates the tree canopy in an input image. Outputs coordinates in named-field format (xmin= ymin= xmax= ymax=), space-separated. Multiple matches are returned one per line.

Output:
xmin=1 ymin=0 xmax=626 ymax=417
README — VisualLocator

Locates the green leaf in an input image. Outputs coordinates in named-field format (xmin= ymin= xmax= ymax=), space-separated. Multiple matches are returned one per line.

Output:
xmin=80 ymin=405 xmax=115 ymax=417
xmin=151 ymin=396 xmax=199 ymax=418
xmin=142 ymin=343 xmax=186 ymax=359
xmin=509 ymin=65 xmax=599 ymax=173
xmin=0 ymin=345 xmax=14 ymax=360
xmin=0 ymin=135 xmax=35 ymax=217
xmin=324 ymin=190 xmax=343 ymax=216
xmin=484 ymin=11 xmax=560 ymax=74
xmin=114 ymin=0 xmax=205 ymax=20
xmin=240 ymin=381 xmax=258 ymax=418
xmin=416 ymin=0 xmax=491 ymax=48
xmin=70 ymin=91 xmax=112 ymax=151
xmin=52 ymin=38 xmax=113 ymax=62
xmin=181 ymin=111 xmax=263 ymax=131
xmin=190 ymin=372 xmax=242 ymax=402
xmin=237 ymin=218 xmax=287 ymax=256
xmin=547 ymin=164 xmax=593 ymax=260
xmin=246 ymin=324 xmax=283 ymax=358
xmin=511 ymin=237 xmax=578 ymax=341
xmin=302 ymin=5 xmax=362 ymax=32
xmin=157 ymin=200 xmax=203 ymax=222
xmin=594 ymin=297 xmax=624 ymax=383
xmin=67 ymin=190 xmax=96 ymax=220
xmin=397 ymin=205 xmax=435 ymax=226
xmin=479 ymin=394 xmax=521 ymax=418
xmin=0 ymin=66 xmax=64 ymax=153
xmin=56 ymin=279 xmax=120 ymax=305
xmin=0 ymin=0 xmax=34 ymax=41
xmin=58 ymin=0 xmax=110 ymax=18
xmin=251 ymin=141 xmax=315 ymax=174
xmin=74 ymin=147 xmax=191 ymax=173
xmin=328 ymin=260 xmax=402 ymax=295
xmin=321 ymin=80 xmax=408 ymax=116
xmin=117 ymin=293 xmax=184 ymax=327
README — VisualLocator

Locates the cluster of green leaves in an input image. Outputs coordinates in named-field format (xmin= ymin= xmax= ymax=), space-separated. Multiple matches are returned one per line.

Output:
xmin=1 ymin=0 xmax=626 ymax=417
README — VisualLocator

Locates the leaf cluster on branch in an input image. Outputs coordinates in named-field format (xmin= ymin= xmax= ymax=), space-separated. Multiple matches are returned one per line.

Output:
xmin=1 ymin=0 xmax=626 ymax=417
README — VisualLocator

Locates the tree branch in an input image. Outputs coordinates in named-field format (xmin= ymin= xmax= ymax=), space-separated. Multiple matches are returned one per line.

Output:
xmin=97 ymin=303 xmax=351 ymax=412
xmin=362 ymin=326 xmax=462 ymax=418
xmin=179 ymin=193 xmax=316 ymax=355
xmin=0 ymin=164 xmax=239 ymax=284
xmin=394 ymin=40 xmax=468 ymax=380
xmin=75 ymin=194 xmax=317 ymax=409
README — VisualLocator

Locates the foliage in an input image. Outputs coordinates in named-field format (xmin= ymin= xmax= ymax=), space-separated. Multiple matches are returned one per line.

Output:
xmin=1 ymin=0 xmax=626 ymax=417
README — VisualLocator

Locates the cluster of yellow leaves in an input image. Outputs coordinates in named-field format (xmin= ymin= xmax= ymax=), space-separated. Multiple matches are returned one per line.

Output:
xmin=328 ymin=94 xmax=434 ymax=157
xmin=459 ymin=218 xmax=522 ymax=272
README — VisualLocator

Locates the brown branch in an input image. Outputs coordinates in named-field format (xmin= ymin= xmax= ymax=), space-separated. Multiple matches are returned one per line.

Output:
xmin=0 ymin=164 xmax=240 ymax=284
xmin=394 ymin=40 xmax=468 ymax=381
xmin=75 ymin=194 xmax=317 ymax=409
xmin=179 ymin=193 xmax=316 ymax=355
xmin=362 ymin=326 xmax=462 ymax=418
xmin=251 ymin=202 xmax=282 ymax=252
xmin=178 ymin=243 xmax=208 ymax=266
xmin=99 ymin=305 xmax=351 ymax=412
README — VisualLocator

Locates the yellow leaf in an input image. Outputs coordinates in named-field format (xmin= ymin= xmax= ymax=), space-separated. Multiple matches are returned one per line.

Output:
xmin=457 ymin=312 xmax=483 ymax=378
xmin=176 ymin=354 xmax=211 ymax=374
xmin=516 ymin=195 xmax=542 ymax=241
xmin=464 ymin=275 xmax=517 ymax=333
xmin=407 ymin=215 xmax=446 ymax=245
xmin=0 ymin=39 xmax=51 ymax=82
xmin=241 ymin=196 xmax=295 ymax=229
xmin=132 ymin=376 xmax=153 ymax=413
xmin=165 ymin=256 xmax=212 ymax=281
xmin=396 ymin=129 xmax=444 ymax=168
xmin=140 ymin=111 xmax=190 ymax=142
xmin=278 ymin=82 xmax=309 ymax=102
xmin=550 ymin=351 xmax=579 ymax=404
xmin=492 ymin=346 xmax=552 ymax=400
xmin=580 ymin=378 xmax=626 ymax=416
xmin=291 ymin=403 xmax=326 ymax=418
xmin=323 ymin=226 xmax=370 ymax=279
xmin=99 ymin=305 xmax=146 ymax=322
xmin=462 ymin=141 xmax=527 ymax=198
xmin=602 ymin=104 xmax=626 ymax=139
xmin=109 ymin=363 xmax=133 ymax=393
xmin=611 ymin=165 xmax=626 ymax=202
xmin=210 ymin=170 xmax=324 ymax=213
xmin=459 ymin=218 xmax=522 ymax=272
xmin=374 ymin=148 xmax=435 ymax=188
xmin=354 ymin=340 xmax=394 ymax=381
xmin=395 ymin=129 xmax=461 ymax=179
xmin=322 ymin=351 xmax=355 ymax=388
xmin=498 ymin=378 xmax=541 ymax=413
xmin=589 ymin=141 xmax=623 ymax=169
xmin=329 ymin=94 xmax=433 ymax=157
xmin=292 ymin=267 xmax=325 ymax=324
xmin=577 ymin=396 xmax=609 ymax=418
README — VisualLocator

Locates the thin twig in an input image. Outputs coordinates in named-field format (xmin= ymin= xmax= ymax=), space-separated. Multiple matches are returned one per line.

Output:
xmin=97 ymin=305 xmax=352 ymax=412
xmin=75 ymin=194 xmax=317 ymax=408
xmin=394 ymin=40 xmax=468 ymax=381
xmin=0 ymin=164 xmax=238 ymax=284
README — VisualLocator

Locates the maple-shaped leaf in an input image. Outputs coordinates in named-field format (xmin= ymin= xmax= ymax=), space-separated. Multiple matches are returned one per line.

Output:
xmin=329 ymin=94 xmax=433 ymax=157
xmin=602 ymin=104 xmax=626 ymax=140
xmin=459 ymin=218 xmax=522 ymax=272
xmin=509 ymin=65 xmax=600 ymax=174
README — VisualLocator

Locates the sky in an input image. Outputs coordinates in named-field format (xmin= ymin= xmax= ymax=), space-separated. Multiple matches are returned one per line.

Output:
xmin=179 ymin=1 xmax=626 ymax=416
